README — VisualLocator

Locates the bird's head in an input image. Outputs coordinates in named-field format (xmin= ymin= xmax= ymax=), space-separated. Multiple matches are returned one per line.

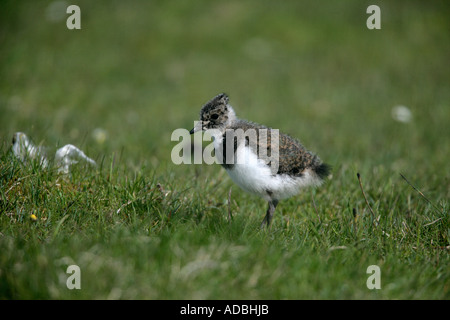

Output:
xmin=190 ymin=93 xmax=236 ymax=134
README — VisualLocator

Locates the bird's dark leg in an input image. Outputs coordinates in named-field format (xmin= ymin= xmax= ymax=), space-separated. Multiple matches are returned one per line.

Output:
xmin=260 ymin=200 xmax=279 ymax=229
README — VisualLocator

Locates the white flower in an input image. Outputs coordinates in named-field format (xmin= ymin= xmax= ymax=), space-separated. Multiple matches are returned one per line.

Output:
xmin=92 ymin=128 xmax=108 ymax=145
xmin=391 ymin=105 xmax=413 ymax=123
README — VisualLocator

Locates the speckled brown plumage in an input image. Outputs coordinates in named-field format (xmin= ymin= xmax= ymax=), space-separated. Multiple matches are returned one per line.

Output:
xmin=221 ymin=119 xmax=329 ymax=178
xmin=190 ymin=93 xmax=330 ymax=228
xmin=193 ymin=92 xmax=330 ymax=180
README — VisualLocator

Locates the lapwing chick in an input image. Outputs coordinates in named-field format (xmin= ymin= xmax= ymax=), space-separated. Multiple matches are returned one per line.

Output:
xmin=190 ymin=93 xmax=330 ymax=228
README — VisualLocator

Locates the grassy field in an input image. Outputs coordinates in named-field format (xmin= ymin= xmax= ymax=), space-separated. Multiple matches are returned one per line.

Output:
xmin=0 ymin=1 xmax=449 ymax=300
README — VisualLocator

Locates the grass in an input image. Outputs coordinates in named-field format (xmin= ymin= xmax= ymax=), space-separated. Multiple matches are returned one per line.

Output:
xmin=0 ymin=0 xmax=449 ymax=299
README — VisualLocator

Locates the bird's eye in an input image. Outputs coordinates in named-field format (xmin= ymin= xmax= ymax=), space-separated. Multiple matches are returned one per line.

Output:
xmin=211 ymin=114 xmax=219 ymax=120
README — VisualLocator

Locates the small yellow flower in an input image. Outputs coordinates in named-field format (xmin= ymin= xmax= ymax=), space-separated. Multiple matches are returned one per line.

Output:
xmin=30 ymin=214 xmax=37 ymax=222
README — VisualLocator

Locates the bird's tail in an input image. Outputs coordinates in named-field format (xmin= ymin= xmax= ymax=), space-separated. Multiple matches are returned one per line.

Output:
xmin=314 ymin=162 xmax=331 ymax=180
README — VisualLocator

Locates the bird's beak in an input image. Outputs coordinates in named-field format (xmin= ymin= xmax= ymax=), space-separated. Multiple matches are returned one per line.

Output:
xmin=190 ymin=121 xmax=205 ymax=135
